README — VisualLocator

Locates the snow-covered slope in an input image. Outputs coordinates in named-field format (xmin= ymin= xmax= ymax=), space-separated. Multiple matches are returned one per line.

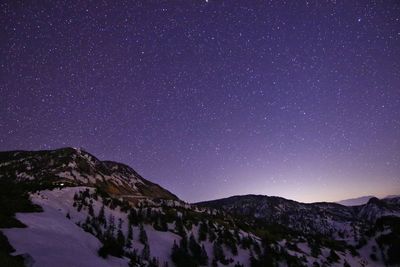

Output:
xmin=2 ymin=187 xmax=260 ymax=267
xmin=3 ymin=188 xmax=129 ymax=267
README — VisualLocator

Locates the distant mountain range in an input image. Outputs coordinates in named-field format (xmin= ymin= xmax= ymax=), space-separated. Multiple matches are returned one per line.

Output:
xmin=337 ymin=196 xmax=376 ymax=206
xmin=197 ymin=194 xmax=400 ymax=235
xmin=337 ymin=195 xmax=400 ymax=206
xmin=1 ymin=147 xmax=399 ymax=267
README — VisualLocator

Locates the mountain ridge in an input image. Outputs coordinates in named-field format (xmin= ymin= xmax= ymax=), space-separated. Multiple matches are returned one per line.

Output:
xmin=195 ymin=193 xmax=400 ymax=236
xmin=0 ymin=147 xmax=179 ymax=203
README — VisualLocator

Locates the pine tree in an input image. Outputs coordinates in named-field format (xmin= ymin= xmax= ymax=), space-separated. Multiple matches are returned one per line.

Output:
xmin=171 ymin=239 xmax=198 ymax=267
xmin=128 ymin=208 xmax=138 ymax=225
xmin=128 ymin=249 xmax=140 ymax=267
xmin=126 ymin=223 xmax=133 ymax=248
xmin=88 ymin=202 xmax=94 ymax=217
xmin=189 ymin=233 xmax=202 ymax=262
xmin=208 ymin=228 xmax=216 ymax=242
xmin=175 ymin=218 xmax=186 ymax=237
xmin=82 ymin=188 xmax=90 ymax=199
xmin=234 ymin=229 xmax=240 ymax=242
xmin=252 ymin=241 xmax=260 ymax=256
xmin=171 ymin=240 xmax=179 ymax=257
xmin=198 ymin=221 xmax=208 ymax=241
xmin=213 ymin=240 xmax=225 ymax=263
xmin=159 ymin=215 xmax=168 ymax=231
xmin=139 ymin=224 xmax=148 ymax=245
xmin=310 ymin=241 xmax=321 ymax=258
xmin=146 ymin=207 xmax=152 ymax=221
xmin=118 ymin=218 xmax=123 ymax=230
xmin=117 ymin=219 xmax=125 ymax=250
xmin=171 ymin=240 xmax=182 ymax=267
xmin=222 ymin=228 xmax=238 ymax=256
xmin=84 ymin=215 xmax=91 ymax=228
xmin=327 ymin=249 xmax=339 ymax=263
xmin=241 ymin=235 xmax=252 ymax=249
xmin=179 ymin=233 xmax=188 ymax=253
xmin=137 ymin=207 xmax=144 ymax=222
xmin=108 ymin=215 xmax=115 ymax=236
xmin=98 ymin=205 xmax=106 ymax=226
xmin=148 ymin=257 xmax=159 ymax=267
xmin=142 ymin=243 xmax=150 ymax=261
xmin=200 ymin=244 xmax=209 ymax=265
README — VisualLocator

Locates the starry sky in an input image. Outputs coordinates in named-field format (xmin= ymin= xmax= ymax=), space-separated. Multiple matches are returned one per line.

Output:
xmin=1 ymin=1 xmax=400 ymax=203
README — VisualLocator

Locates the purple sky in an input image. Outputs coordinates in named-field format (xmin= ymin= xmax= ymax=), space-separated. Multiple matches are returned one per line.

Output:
xmin=1 ymin=1 xmax=399 ymax=203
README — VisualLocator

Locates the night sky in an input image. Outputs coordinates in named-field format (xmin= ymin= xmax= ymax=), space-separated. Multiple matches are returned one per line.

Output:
xmin=1 ymin=1 xmax=400 ymax=203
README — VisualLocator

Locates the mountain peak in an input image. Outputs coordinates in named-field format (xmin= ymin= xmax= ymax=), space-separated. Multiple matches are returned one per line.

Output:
xmin=0 ymin=147 xmax=179 ymax=202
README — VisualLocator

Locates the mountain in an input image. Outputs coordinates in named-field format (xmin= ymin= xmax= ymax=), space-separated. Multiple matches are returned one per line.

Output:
xmin=337 ymin=196 xmax=375 ymax=206
xmin=197 ymin=194 xmax=400 ymax=233
xmin=1 ymin=148 xmax=400 ymax=267
xmin=197 ymin=194 xmax=356 ymax=236
xmin=196 ymin=194 xmax=400 ymax=266
xmin=0 ymin=147 xmax=179 ymax=202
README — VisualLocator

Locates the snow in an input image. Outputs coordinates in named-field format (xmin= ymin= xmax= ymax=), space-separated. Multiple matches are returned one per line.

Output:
xmin=16 ymin=172 xmax=35 ymax=180
xmin=0 ymin=161 xmax=12 ymax=167
xmin=56 ymin=171 xmax=73 ymax=180
xmin=145 ymin=225 xmax=181 ymax=265
xmin=229 ymin=246 xmax=251 ymax=266
xmin=352 ymin=236 xmax=385 ymax=267
xmin=67 ymin=161 xmax=77 ymax=169
xmin=71 ymin=169 xmax=89 ymax=183
xmin=1 ymin=186 xmax=355 ymax=267
xmin=2 ymin=187 xmax=192 ymax=266
xmin=2 ymin=195 xmax=129 ymax=267
xmin=277 ymin=238 xmax=386 ymax=267
xmin=297 ymin=242 xmax=311 ymax=255
xmin=127 ymin=224 xmax=182 ymax=266
xmin=31 ymin=187 xmax=130 ymax=231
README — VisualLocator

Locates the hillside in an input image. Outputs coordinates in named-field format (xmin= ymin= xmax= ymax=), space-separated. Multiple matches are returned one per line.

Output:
xmin=0 ymin=147 xmax=179 ymax=202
